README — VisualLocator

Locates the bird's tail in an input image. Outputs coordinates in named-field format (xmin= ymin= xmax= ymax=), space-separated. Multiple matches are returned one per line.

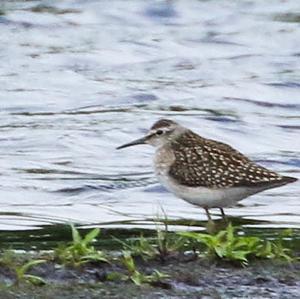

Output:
xmin=281 ymin=176 xmax=298 ymax=185
xmin=255 ymin=175 xmax=297 ymax=192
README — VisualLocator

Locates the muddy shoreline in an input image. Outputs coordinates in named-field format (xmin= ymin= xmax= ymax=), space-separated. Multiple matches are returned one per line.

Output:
xmin=0 ymin=224 xmax=299 ymax=298
xmin=0 ymin=252 xmax=299 ymax=299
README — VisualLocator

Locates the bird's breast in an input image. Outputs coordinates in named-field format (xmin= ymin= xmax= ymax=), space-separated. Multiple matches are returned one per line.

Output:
xmin=154 ymin=146 xmax=175 ymax=177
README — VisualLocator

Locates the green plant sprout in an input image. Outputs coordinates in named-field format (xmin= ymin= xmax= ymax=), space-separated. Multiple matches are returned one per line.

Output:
xmin=120 ymin=213 xmax=185 ymax=261
xmin=155 ymin=217 xmax=185 ymax=259
xmin=122 ymin=251 xmax=169 ymax=286
xmin=179 ymin=223 xmax=294 ymax=265
xmin=255 ymin=229 xmax=294 ymax=261
xmin=55 ymin=224 xmax=108 ymax=266
xmin=15 ymin=259 xmax=46 ymax=286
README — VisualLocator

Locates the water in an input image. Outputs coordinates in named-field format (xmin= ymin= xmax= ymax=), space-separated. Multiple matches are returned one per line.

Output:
xmin=0 ymin=0 xmax=299 ymax=245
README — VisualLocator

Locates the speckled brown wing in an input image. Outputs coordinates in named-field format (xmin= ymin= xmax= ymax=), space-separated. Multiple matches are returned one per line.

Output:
xmin=168 ymin=130 xmax=295 ymax=188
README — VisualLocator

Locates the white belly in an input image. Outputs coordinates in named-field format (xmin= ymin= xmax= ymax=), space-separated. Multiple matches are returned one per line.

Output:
xmin=156 ymin=172 xmax=258 ymax=209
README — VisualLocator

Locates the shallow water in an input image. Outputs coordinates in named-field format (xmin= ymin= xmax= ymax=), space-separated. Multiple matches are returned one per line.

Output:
xmin=0 ymin=0 xmax=299 ymax=244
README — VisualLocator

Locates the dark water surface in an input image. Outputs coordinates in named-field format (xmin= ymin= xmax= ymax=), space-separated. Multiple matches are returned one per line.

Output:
xmin=0 ymin=0 xmax=299 ymax=247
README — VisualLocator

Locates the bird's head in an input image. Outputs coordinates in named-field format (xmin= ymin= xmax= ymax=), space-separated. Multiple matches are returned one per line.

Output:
xmin=116 ymin=119 xmax=186 ymax=149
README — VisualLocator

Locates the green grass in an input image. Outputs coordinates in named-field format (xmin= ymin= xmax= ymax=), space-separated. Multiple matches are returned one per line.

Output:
xmin=54 ymin=224 xmax=108 ymax=267
xmin=15 ymin=260 xmax=46 ymax=286
xmin=0 ymin=250 xmax=46 ymax=286
xmin=122 ymin=251 xmax=169 ymax=286
xmin=0 ymin=222 xmax=296 ymax=287
xmin=179 ymin=223 xmax=294 ymax=265
xmin=120 ymin=218 xmax=185 ymax=261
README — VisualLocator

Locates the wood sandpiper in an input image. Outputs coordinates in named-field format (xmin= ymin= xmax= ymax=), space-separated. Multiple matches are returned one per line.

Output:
xmin=117 ymin=119 xmax=297 ymax=220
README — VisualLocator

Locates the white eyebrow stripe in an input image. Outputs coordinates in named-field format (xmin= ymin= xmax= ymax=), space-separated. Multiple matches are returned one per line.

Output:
xmin=150 ymin=127 xmax=171 ymax=134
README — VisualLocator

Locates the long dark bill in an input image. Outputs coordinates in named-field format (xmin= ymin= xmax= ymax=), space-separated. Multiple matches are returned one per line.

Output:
xmin=116 ymin=136 xmax=148 ymax=150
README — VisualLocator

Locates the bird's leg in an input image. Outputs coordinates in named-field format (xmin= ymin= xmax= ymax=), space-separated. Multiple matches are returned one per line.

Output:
xmin=219 ymin=208 xmax=229 ymax=226
xmin=204 ymin=208 xmax=212 ymax=221
xmin=220 ymin=208 xmax=226 ymax=219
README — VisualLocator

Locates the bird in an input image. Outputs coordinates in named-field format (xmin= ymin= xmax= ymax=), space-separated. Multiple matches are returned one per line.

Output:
xmin=116 ymin=119 xmax=297 ymax=221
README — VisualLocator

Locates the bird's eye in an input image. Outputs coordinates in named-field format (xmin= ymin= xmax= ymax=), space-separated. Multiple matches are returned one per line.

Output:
xmin=156 ymin=130 xmax=163 ymax=135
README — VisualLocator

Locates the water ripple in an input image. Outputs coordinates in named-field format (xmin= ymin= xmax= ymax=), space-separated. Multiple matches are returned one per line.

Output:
xmin=0 ymin=0 xmax=299 ymax=233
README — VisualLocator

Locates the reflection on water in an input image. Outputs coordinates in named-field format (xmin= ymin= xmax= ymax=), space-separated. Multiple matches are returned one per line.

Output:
xmin=0 ymin=0 xmax=299 ymax=244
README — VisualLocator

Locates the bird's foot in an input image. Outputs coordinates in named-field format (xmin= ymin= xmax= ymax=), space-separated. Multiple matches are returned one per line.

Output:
xmin=206 ymin=219 xmax=217 ymax=234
